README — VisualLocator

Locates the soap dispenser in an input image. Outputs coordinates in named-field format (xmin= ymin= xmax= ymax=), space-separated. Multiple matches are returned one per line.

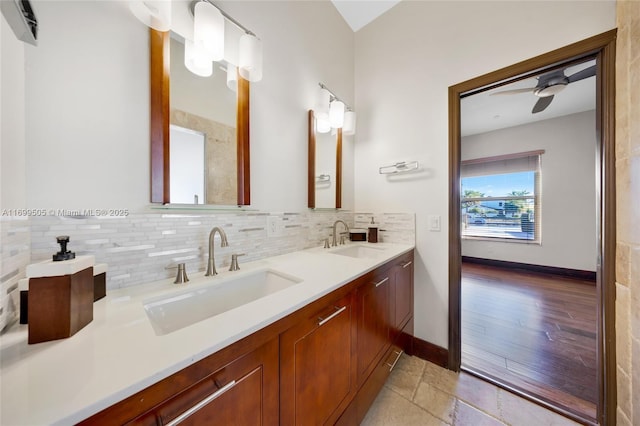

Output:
xmin=368 ymin=217 xmax=378 ymax=243
xmin=26 ymin=236 xmax=95 ymax=344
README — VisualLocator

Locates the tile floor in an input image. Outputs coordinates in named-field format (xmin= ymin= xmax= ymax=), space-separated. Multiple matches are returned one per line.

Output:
xmin=362 ymin=355 xmax=581 ymax=426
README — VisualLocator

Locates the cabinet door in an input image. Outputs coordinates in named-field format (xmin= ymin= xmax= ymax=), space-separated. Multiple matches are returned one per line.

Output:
xmin=356 ymin=272 xmax=390 ymax=383
xmin=133 ymin=338 xmax=279 ymax=426
xmin=391 ymin=254 xmax=414 ymax=333
xmin=280 ymin=294 xmax=356 ymax=426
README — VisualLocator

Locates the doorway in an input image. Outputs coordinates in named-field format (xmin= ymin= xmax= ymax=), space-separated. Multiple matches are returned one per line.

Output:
xmin=448 ymin=30 xmax=616 ymax=426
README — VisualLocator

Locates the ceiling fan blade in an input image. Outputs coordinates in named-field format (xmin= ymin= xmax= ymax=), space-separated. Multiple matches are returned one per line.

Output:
xmin=567 ymin=65 xmax=596 ymax=83
xmin=532 ymin=95 xmax=554 ymax=114
xmin=491 ymin=87 xmax=536 ymax=96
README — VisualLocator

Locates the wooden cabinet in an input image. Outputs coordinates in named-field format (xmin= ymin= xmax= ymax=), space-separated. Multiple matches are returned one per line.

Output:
xmin=355 ymin=270 xmax=391 ymax=383
xmin=79 ymin=338 xmax=279 ymax=426
xmin=390 ymin=252 xmax=414 ymax=346
xmin=280 ymin=293 xmax=356 ymax=426
xmin=351 ymin=251 xmax=415 ymax=425
xmin=136 ymin=339 xmax=278 ymax=425
xmin=80 ymin=249 xmax=414 ymax=426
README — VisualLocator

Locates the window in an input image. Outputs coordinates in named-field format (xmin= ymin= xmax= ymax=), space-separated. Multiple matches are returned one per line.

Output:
xmin=461 ymin=151 xmax=542 ymax=242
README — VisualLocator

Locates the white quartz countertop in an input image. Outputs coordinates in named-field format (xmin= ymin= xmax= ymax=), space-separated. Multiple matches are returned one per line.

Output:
xmin=0 ymin=242 xmax=413 ymax=425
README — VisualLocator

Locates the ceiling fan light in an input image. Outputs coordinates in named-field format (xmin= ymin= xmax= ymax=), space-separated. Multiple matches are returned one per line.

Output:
xmin=129 ymin=0 xmax=172 ymax=32
xmin=535 ymin=83 xmax=567 ymax=97
xmin=194 ymin=1 xmax=224 ymax=62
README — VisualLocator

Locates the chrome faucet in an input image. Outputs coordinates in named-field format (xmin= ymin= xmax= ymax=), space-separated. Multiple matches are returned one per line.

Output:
xmin=205 ymin=226 xmax=229 ymax=276
xmin=332 ymin=220 xmax=350 ymax=247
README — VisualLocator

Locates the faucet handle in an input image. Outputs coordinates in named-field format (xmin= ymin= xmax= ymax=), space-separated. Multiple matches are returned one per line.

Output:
xmin=340 ymin=235 xmax=347 ymax=245
xmin=324 ymin=238 xmax=331 ymax=249
xmin=229 ymin=253 xmax=246 ymax=271
xmin=174 ymin=263 xmax=189 ymax=284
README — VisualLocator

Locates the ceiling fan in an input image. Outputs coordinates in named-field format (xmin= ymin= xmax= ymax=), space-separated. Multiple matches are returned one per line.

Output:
xmin=492 ymin=65 xmax=596 ymax=114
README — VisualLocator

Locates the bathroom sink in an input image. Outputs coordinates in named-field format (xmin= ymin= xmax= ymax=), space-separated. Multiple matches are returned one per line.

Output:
xmin=330 ymin=245 xmax=386 ymax=259
xmin=143 ymin=269 xmax=302 ymax=335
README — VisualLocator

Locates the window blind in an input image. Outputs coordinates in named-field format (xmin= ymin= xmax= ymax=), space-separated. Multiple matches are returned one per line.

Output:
xmin=461 ymin=150 xmax=543 ymax=178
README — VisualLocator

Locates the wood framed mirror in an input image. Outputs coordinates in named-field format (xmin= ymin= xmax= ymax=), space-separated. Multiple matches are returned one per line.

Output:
xmin=150 ymin=29 xmax=250 ymax=206
xmin=308 ymin=110 xmax=342 ymax=209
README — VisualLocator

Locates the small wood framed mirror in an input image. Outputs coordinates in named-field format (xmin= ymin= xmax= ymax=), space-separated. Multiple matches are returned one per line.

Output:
xmin=308 ymin=110 xmax=342 ymax=209
xmin=149 ymin=29 xmax=250 ymax=206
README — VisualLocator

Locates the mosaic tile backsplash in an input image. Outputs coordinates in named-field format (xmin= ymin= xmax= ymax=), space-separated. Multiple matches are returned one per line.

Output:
xmin=0 ymin=217 xmax=31 ymax=332
xmin=0 ymin=210 xmax=414 ymax=332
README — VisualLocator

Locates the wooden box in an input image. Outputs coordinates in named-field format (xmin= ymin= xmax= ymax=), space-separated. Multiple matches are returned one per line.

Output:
xmin=28 ymin=267 xmax=94 ymax=344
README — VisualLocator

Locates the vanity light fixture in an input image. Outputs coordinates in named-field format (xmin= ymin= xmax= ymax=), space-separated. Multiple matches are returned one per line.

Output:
xmin=314 ymin=87 xmax=331 ymax=129
xmin=190 ymin=0 xmax=262 ymax=82
xmin=316 ymin=83 xmax=355 ymax=134
xmin=239 ymin=33 xmax=263 ymax=82
xmin=129 ymin=0 xmax=171 ymax=32
xmin=316 ymin=116 xmax=331 ymax=133
xmin=130 ymin=0 xmax=263 ymax=83
xmin=184 ymin=38 xmax=213 ymax=77
xmin=193 ymin=0 xmax=224 ymax=61
xmin=329 ymin=100 xmax=345 ymax=128
xmin=343 ymin=110 xmax=357 ymax=135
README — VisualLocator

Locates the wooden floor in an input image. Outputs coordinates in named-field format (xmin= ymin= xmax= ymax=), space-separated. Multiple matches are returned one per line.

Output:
xmin=460 ymin=261 xmax=597 ymax=422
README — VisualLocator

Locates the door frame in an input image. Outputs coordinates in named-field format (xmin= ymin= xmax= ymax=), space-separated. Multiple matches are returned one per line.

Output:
xmin=448 ymin=29 xmax=616 ymax=425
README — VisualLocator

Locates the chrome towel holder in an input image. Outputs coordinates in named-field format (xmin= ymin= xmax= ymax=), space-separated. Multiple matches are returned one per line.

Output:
xmin=379 ymin=161 xmax=419 ymax=175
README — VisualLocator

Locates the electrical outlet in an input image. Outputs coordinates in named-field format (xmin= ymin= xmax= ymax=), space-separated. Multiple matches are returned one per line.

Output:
xmin=429 ymin=215 xmax=441 ymax=232
xmin=267 ymin=216 xmax=282 ymax=237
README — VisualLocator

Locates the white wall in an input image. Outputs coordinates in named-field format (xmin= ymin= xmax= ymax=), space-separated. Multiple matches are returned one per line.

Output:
xmin=461 ymin=111 xmax=598 ymax=272
xmin=214 ymin=1 xmax=355 ymax=211
xmin=354 ymin=1 xmax=615 ymax=348
xmin=1 ymin=14 xmax=26 ymax=209
xmin=24 ymin=1 xmax=149 ymax=211
xmin=17 ymin=0 xmax=354 ymax=212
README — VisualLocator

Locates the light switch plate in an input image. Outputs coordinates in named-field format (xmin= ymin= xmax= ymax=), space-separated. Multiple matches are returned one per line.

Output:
xmin=429 ymin=215 xmax=441 ymax=232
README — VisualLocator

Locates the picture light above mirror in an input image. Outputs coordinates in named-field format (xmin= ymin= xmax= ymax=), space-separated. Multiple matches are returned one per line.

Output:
xmin=129 ymin=0 xmax=263 ymax=82
xmin=314 ymin=83 xmax=356 ymax=136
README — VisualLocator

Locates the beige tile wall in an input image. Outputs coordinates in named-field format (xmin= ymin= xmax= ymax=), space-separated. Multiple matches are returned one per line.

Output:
xmin=616 ymin=2 xmax=640 ymax=425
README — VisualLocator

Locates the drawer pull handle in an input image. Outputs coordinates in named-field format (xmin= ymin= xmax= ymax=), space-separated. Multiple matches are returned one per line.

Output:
xmin=402 ymin=261 xmax=413 ymax=268
xmin=318 ymin=305 xmax=347 ymax=326
xmin=374 ymin=277 xmax=389 ymax=287
xmin=386 ymin=350 xmax=403 ymax=372
xmin=166 ymin=380 xmax=237 ymax=426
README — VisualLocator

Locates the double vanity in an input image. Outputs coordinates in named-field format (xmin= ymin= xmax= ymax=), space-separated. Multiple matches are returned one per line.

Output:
xmin=1 ymin=240 xmax=414 ymax=425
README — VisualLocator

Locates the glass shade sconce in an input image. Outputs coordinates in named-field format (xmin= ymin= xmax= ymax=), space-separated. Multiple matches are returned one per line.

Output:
xmin=193 ymin=0 xmax=224 ymax=62
xmin=343 ymin=110 xmax=356 ymax=135
xmin=329 ymin=100 xmax=345 ymax=128
xmin=239 ymin=33 xmax=263 ymax=82
xmin=129 ymin=0 xmax=172 ymax=32
xmin=184 ymin=38 xmax=213 ymax=77
xmin=129 ymin=0 xmax=262 ymax=84
xmin=314 ymin=87 xmax=331 ymax=133
xmin=315 ymin=83 xmax=356 ymax=135
xmin=316 ymin=116 xmax=331 ymax=133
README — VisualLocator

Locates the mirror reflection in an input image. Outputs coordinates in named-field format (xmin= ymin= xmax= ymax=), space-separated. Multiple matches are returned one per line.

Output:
xmin=169 ymin=35 xmax=237 ymax=205
xmin=308 ymin=110 xmax=342 ymax=209
xmin=314 ymin=131 xmax=338 ymax=208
